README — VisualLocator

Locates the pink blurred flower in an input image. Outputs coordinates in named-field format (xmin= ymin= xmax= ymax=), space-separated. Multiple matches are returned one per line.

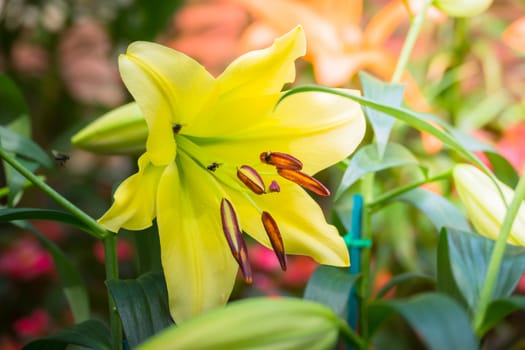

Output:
xmin=161 ymin=0 xmax=249 ymax=76
xmin=250 ymin=245 xmax=281 ymax=271
xmin=32 ymin=221 xmax=66 ymax=242
xmin=281 ymin=256 xmax=317 ymax=288
xmin=58 ymin=19 xmax=125 ymax=107
xmin=11 ymin=41 xmax=49 ymax=76
xmin=92 ymin=239 xmax=134 ymax=263
xmin=517 ymin=272 xmax=525 ymax=294
xmin=13 ymin=309 xmax=51 ymax=338
xmin=0 ymin=238 xmax=54 ymax=281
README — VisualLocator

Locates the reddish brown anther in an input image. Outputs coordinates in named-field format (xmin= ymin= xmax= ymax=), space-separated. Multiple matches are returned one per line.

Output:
xmin=277 ymin=168 xmax=330 ymax=196
xmin=268 ymin=180 xmax=281 ymax=193
xmin=260 ymin=151 xmax=303 ymax=170
xmin=220 ymin=198 xmax=252 ymax=283
xmin=261 ymin=211 xmax=287 ymax=271
xmin=237 ymin=165 xmax=265 ymax=194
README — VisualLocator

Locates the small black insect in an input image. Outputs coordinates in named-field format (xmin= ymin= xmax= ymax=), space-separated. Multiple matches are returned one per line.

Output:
xmin=52 ymin=150 xmax=70 ymax=166
xmin=172 ymin=124 xmax=183 ymax=134
xmin=207 ymin=162 xmax=221 ymax=172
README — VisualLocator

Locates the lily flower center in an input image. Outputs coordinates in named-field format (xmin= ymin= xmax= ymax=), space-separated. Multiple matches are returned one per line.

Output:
xmin=172 ymin=125 xmax=331 ymax=283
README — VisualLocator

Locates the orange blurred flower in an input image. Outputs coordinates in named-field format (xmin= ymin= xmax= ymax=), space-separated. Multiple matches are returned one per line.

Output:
xmin=503 ymin=16 xmax=525 ymax=54
xmin=235 ymin=0 xmax=443 ymax=111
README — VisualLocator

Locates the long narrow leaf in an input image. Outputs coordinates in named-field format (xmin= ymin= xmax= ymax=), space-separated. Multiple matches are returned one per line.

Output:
xmin=368 ymin=293 xmax=478 ymax=350
xmin=279 ymin=86 xmax=492 ymax=177
xmin=23 ymin=320 xmax=111 ymax=350
xmin=0 ymin=208 xmax=92 ymax=232
xmin=106 ymin=271 xmax=173 ymax=348
xmin=0 ymin=126 xmax=51 ymax=168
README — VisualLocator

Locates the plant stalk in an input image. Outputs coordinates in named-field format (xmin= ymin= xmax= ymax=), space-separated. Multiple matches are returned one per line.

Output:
xmin=0 ymin=147 xmax=107 ymax=239
xmin=104 ymin=233 xmax=123 ymax=350
xmin=473 ymin=174 xmax=525 ymax=334
xmin=391 ymin=0 xmax=434 ymax=83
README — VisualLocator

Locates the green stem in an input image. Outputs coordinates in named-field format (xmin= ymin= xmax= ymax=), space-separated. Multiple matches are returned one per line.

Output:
xmin=391 ymin=0 xmax=434 ymax=83
xmin=104 ymin=234 xmax=122 ymax=350
xmin=337 ymin=318 xmax=365 ymax=349
xmin=473 ymin=174 xmax=525 ymax=335
xmin=359 ymin=173 xmax=374 ymax=348
xmin=0 ymin=147 xmax=107 ymax=240
xmin=367 ymin=169 xmax=452 ymax=211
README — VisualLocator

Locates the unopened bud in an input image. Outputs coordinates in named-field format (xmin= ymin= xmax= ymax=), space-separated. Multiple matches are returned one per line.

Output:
xmin=434 ymin=0 xmax=492 ymax=17
xmin=71 ymin=103 xmax=147 ymax=154
xmin=453 ymin=164 xmax=525 ymax=245
xmin=137 ymin=297 xmax=342 ymax=350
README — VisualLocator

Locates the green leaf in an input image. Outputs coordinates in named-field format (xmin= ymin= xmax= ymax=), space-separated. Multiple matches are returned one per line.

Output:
xmin=3 ymin=157 xmax=39 ymax=205
xmin=0 ymin=208 xmax=92 ymax=232
xmin=13 ymin=221 xmax=90 ymax=323
xmin=0 ymin=73 xmax=30 ymax=135
xmin=375 ymin=272 xmax=435 ymax=299
xmin=0 ymin=126 xmax=52 ymax=205
xmin=23 ymin=319 xmax=111 ymax=350
xmin=0 ymin=126 xmax=51 ymax=168
xmin=337 ymin=142 xmax=421 ymax=198
xmin=391 ymin=188 xmax=471 ymax=232
xmin=478 ymin=296 xmax=525 ymax=335
xmin=368 ymin=293 xmax=478 ymax=350
xmin=279 ymin=86 xmax=493 ymax=179
xmin=129 ymin=223 xmax=162 ymax=275
xmin=303 ymin=265 xmax=359 ymax=319
xmin=437 ymin=228 xmax=525 ymax=314
xmin=359 ymin=72 xmax=405 ymax=158
xmin=106 ymin=271 xmax=173 ymax=348
xmin=422 ymin=114 xmax=518 ymax=187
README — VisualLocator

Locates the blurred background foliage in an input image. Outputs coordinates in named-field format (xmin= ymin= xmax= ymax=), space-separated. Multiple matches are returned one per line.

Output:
xmin=1 ymin=0 xmax=525 ymax=348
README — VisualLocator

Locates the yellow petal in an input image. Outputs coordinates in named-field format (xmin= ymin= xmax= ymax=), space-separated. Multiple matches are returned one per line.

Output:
xmin=216 ymin=25 xmax=305 ymax=96
xmin=98 ymin=154 xmax=164 ymax=232
xmin=119 ymin=42 xmax=214 ymax=165
xmin=199 ymin=89 xmax=365 ymax=175
xmin=157 ymin=155 xmax=238 ymax=323
xmin=187 ymin=26 xmax=306 ymax=137
xmin=231 ymin=179 xmax=349 ymax=266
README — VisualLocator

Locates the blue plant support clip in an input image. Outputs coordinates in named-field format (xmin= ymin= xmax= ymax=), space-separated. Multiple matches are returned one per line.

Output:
xmin=343 ymin=194 xmax=371 ymax=350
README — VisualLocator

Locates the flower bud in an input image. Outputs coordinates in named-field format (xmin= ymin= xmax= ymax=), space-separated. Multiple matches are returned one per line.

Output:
xmin=433 ymin=0 xmax=492 ymax=17
xmin=137 ymin=297 xmax=341 ymax=350
xmin=453 ymin=164 xmax=525 ymax=245
xmin=71 ymin=102 xmax=147 ymax=154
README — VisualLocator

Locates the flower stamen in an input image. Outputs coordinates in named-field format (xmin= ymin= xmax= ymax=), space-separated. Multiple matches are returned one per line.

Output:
xmin=261 ymin=211 xmax=287 ymax=270
xmin=277 ymin=168 xmax=330 ymax=196
xmin=237 ymin=165 xmax=266 ymax=194
xmin=220 ymin=198 xmax=253 ymax=283
xmin=260 ymin=151 xmax=303 ymax=170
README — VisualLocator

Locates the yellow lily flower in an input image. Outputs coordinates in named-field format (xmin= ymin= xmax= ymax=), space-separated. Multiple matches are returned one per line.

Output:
xmin=97 ymin=26 xmax=365 ymax=323
xmin=453 ymin=164 xmax=525 ymax=245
